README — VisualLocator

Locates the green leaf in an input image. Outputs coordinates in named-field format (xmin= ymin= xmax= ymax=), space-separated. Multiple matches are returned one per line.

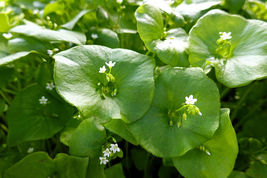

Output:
xmin=188 ymin=10 xmax=267 ymax=87
xmin=135 ymin=5 xmax=189 ymax=66
xmin=0 ymin=13 xmax=10 ymax=32
xmin=0 ymin=52 xmax=32 ymax=66
xmin=7 ymin=84 xmax=74 ymax=146
xmin=222 ymin=0 xmax=245 ymax=12
xmin=54 ymin=45 xmax=155 ymax=123
xmin=86 ymin=156 xmax=105 ymax=178
xmin=94 ymin=28 xmax=120 ymax=48
xmin=0 ymin=66 xmax=15 ymax=88
xmin=62 ymin=10 xmax=91 ymax=30
xmin=149 ymin=28 xmax=189 ymax=67
xmin=104 ymin=119 xmax=138 ymax=145
xmin=172 ymin=108 xmax=238 ymax=178
xmin=175 ymin=0 xmax=221 ymax=20
xmin=104 ymin=163 xmax=125 ymax=178
xmin=54 ymin=153 xmax=89 ymax=178
xmin=129 ymin=66 xmax=220 ymax=157
xmin=8 ymin=37 xmax=52 ymax=53
xmin=10 ymin=21 xmax=86 ymax=45
xmin=135 ymin=4 xmax=164 ymax=42
xmin=43 ymin=1 xmax=65 ymax=16
xmin=69 ymin=118 xmax=106 ymax=157
xmin=4 ymin=152 xmax=55 ymax=178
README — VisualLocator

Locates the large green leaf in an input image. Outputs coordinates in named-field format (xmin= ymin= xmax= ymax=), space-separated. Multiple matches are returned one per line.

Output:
xmin=4 ymin=152 xmax=54 ymax=178
xmin=7 ymin=85 xmax=74 ymax=146
xmin=172 ymin=108 xmax=238 ymax=178
xmin=10 ymin=21 xmax=86 ymax=45
xmin=94 ymin=28 xmax=120 ymax=48
xmin=54 ymin=45 xmax=155 ymax=123
xmin=188 ymin=10 xmax=267 ymax=87
xmin=54 ymin=153 xmax=89 ymax=178
xmin=69 ymin=118 xmax=106 ymax=157
xmin=129 ymin=66 xmax=220 ymax=157
xmin=136 ymin=4 xmax=189 ymax=66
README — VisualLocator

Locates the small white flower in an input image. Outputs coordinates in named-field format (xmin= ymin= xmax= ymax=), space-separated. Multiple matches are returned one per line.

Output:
xmin=99 ymin=156 xmax=109 ymax=165
xmin=219 ymin=32 xmax=232 ymax=40
xmin=91 ymin=33 xmax=98 ymax=39
xmin=185 ymin=95 xmax=197 ymax=105
xmin=46 ymin=82 xmax=55 ymax=91
xmin=103 ymin=148 xmax=111 ymax=157
xmin=3 ymin=33 xmax=12 ymax=39
xmin=99 ymin=66 xmax=106 ymax=73
xmin=27 ymin=147 xmax=34 ymax=153
xmin=39 ymin=96 xmax=48 ymax=105
xmin=117 ymin=0 xmax=123 ymax=3
xmin=47 ymin=50 xmax=53 ymax=56
xmin=105 ymin=61 xmax=116 ymax=68
xmin=33 ymin=9 xmax=39 ymax=15
xmin=198 ymin=111 xmax=202 ymax=116
xmin=110 ymin=143 xmax=120 ymax=153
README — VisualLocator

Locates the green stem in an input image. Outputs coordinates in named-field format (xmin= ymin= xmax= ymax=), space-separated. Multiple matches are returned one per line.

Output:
xmin=175 ymin=105 xmax=187 ymax=113
xmin=0 ymin=90 xmax=10 ymax=104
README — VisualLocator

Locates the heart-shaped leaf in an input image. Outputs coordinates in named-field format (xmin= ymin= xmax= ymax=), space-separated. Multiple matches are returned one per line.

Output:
xmin=54 ymin=45 xmax=155 ymax=123
xmin=129 ymin=66 xmax=220 ymax=157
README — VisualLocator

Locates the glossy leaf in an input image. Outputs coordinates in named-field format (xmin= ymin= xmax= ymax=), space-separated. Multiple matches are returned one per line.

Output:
xmin=7 ymin=85 xmax=74 ymax=146
xmin=129 ymin=66 xmax=220 ymax=157
xmin=10 ymin=21 xmax=86 ymax=45
xmin=189 ymin=10 xmax=267 ymax=87
xmin=54 ymin=45 xmax=154 ymax=123
xmin=172 ymin=109 xmax=238 ymax=178
xmin=69 ymin=118 xmax=106 ymax=157
xmin=0 ymin=52 xmax=32 ymax=66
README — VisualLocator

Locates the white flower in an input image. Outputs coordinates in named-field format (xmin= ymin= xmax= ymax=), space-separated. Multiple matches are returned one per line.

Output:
xmin=105 ymin=61 xmax=116 ymax=68
xmin=103 ymin=148 xmax=111 ymax=157
xmin=99 ymin=156 xmax=109 ymax=165
xmin=47 ymin=50 xmax=53 ymax=56
xmin=46 ymin=82 xmax=55 ymax=91
xmin=3 ymin=33 xmax=12 ymax=39
xmin=198 ymin=111 xmax=202 ymax=116
xmin=27 ymin=147 xmax=34 ymax=153
xmin=110 ymin=143 xmax=120 ymax=153
xmin=185 ymin=95 xmax=197 ymax=105
xmin=39 ymin=96 xmax=48 ymax=105
xmin=99 ymin=66 xmax=106 ymax=73
xmin=91 ymin=33 xmax=98 ymax=39
xmin=117 ymin=0 xmax=123 ymax=3
xmin=219 ymin=32 xmax=232 ymax=40
xmin=33 ymin=9 xmax=39 ymax=15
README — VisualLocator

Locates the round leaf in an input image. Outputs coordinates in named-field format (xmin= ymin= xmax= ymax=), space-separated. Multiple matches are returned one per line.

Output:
xmin=188 ymin=10 xmax=267 ymax=87
xmin=172 ymin=108 xmax=238 ymax=178
xmin=54 ymin=45 xmax=155 ymax=123
xmin=7 ymin=84 xmax=74 ymax=146
xmin=129 ymin=66 xmax=220 ymax=157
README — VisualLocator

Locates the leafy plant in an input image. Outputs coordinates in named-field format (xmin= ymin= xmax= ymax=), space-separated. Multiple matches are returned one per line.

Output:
xmin=0 ymin=0 xmax=267 ymax=178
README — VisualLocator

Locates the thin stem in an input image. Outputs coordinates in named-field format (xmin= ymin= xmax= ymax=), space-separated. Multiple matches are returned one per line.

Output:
xmin=0 ymin=90 xmax=10 ymax=104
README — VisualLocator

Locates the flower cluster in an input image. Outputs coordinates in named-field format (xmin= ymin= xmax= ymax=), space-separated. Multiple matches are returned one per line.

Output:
xmin=99 ymin=143 xmax=121 ymax=165
xmin=216 ymin=31 xmax=232 ymax=59
xmin=99 ymin=61 xmax=116 ymax=73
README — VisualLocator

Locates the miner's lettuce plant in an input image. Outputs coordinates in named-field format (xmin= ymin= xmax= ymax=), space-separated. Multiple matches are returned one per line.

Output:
xmin=0 ymin=0 xmax=267 ymax=178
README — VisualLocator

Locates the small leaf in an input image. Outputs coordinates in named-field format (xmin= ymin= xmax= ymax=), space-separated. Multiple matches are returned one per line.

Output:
xmin=62 ymin=10 xmax=91 ymax=30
